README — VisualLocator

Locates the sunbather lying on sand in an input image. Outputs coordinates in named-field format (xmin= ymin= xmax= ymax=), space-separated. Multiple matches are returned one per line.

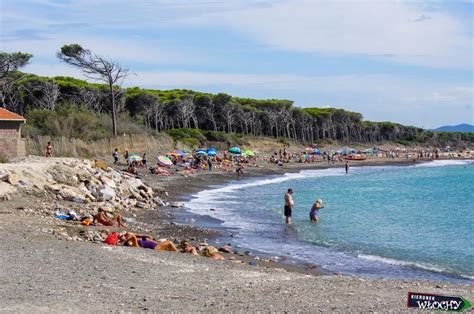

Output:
xmin=179 ymin=240 xmax=199 ymax=256
xmin=120 ymin=232 xmax=178 ymax=252
xmin=200 ymin=246 xmax=225 ymax=260
xmin=93 ymin=208 xmax=127 ymax=228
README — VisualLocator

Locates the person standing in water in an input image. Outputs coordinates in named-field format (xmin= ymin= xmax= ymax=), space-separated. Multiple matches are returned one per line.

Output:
xmin=309 ymin=198 xmax=324 ymax=223
xmin=345 ymin=161 xmax=349 ymax=174
xmin=236 ymin=163 xmax=244 ymax=180
xmin=284 ymin=188 xmax=294 ymax=224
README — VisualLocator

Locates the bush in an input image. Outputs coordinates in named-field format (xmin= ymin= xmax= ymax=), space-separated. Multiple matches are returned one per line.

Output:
xmin=166 ymin=128 xmax=206 ymax=143
xmin=0 ymin=154 xmax=9 ymax=163
xmin=24 ymin=104 xmax=148 ymax=141
xmin=397 ymin=139 xmax=412 ymax=146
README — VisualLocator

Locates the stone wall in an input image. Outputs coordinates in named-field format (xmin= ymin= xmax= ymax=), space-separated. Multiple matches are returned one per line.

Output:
xmin=0 ymin=121 xmax=26 ymax=158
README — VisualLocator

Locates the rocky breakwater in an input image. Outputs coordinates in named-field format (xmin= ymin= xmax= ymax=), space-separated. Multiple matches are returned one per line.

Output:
xmin=0 ymin=156 xmax=167 ymax=214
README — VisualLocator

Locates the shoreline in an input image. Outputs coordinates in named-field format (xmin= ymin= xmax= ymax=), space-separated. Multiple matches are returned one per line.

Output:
xmin=140 ymin=157 xmax=472 ymax=282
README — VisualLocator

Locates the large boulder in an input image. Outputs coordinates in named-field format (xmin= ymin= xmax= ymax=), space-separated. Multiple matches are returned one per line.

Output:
xmin=99 ymin=187 xmax=116 ymax=201
xmin=59 ymin=187 xmax=84 ymax=202
xmin=49 ymin=165 xmax=79 ymax=186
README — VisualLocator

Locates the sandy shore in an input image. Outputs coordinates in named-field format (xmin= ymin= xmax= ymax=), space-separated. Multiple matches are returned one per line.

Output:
xmin=1 ymin=157 xmax=473 ymax=312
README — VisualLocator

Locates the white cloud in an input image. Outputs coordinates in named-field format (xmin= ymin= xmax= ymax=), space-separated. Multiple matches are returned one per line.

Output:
xmin=179 ymin=0 xmax=473 ymax=69
xmin=3 ymin=0 xmax=472 ymax=69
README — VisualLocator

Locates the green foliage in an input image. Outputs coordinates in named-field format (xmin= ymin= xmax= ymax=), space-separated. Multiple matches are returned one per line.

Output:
xmin=278 ymin=137 xmax=290 ymax=145
xmin=0 ymin=52 xmax=33 ymax=74
xmin=0 ymin=154 xmax=9 ymax=163
xmin=202 ymin=130 xmax=244 ymax=145
xmin=23 ymin=104 xmax=146 ymax=141
xmin=397 ymin=139 xmax=412 ymax=146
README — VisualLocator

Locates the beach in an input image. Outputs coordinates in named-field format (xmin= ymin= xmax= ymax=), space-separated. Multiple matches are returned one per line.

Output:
xmin=0 ymin=156 xmax=473 ymax=312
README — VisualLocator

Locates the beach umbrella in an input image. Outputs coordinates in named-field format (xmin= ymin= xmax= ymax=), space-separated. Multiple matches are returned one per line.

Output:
xmin=128 ymin=154 xmax=143 ymax=162
xmin=157 ymin=155 xmax=173 ymax=166
xmin=244 ymin=149 xmax=255 ymax=157
xmin=166 ymin=152 xmax=181 ymax=157
xmin=228 ymin=147 xmax=241 ymax=154
xmin=195 ymin=150 xmax=208 ymax=156
xmin=173 ymin=149 xmax=186 ymax=156
xmin=207 ymin=149 xmax=217 ymax=156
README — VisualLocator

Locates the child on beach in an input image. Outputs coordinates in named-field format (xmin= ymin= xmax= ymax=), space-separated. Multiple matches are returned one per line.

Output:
xmin=309 ymin=198 xmax=324 ymax=223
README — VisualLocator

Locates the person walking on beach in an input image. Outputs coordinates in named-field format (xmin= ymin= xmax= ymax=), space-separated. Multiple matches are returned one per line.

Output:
xmin=345 ymin=161 xmax=349 ymax=174
xmin=45 ymin=142 xmax=53 ymax=157
xmin=113 ymin=148 xmax=119 ymax=164
xmin=284 ymin=188 xmax=294 ymax=224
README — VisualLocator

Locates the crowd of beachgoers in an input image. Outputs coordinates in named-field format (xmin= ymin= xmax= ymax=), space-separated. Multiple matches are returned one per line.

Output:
xmin=114 ymin=144 xmax=473 ymax=180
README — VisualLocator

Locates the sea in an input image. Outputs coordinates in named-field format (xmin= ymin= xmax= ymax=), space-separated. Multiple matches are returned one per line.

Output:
xmin=184 ymin=160 xmax=474 ymax=283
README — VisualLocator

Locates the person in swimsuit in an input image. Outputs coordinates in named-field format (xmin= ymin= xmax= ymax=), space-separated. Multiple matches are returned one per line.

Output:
xmin=93 ymin=208 xmax=127 ymax=228
xmin=120 ymin=232 xmax=178 ymax=252
xmin=284 ymin=188 xmax=294 ymax=224
xmin=45 ymin=142 xmax=53 ymax=157
xmin=236 ymin=164 xmax=244 ymax=180
xmin=309 ymin=198 xmax=324 ymax=223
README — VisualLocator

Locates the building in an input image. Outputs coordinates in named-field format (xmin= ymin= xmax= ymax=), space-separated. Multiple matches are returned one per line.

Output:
xmin=0 ymin=108 xmax=26 ymax=158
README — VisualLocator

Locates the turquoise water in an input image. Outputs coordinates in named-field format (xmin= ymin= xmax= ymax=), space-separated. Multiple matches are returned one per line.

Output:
xmin=185 ymin=160 xmax=474 ymax=282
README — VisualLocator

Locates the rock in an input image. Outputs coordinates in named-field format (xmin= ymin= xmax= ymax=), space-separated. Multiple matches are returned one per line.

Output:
xmin=153 ymin=197 xmax=166 ymax=207
xmin=139 ymin=190 xmax=149 ymax=199
xmin=218 ymin=246 xmax=232 ymax=253
xmin=59 ymin=187 xmax=83 ymax=201
xmin=6 ymin=173 xmax=20 ymax=185
xmin=129 ymin=188 xmax=143 ymax=201
xmin=100 ymin=176 xmax=116 ymax=189
xmin=0 ymin=170 xmax=8 ymax=181
xmin=99 ymin=187 xmax=116 ymax=201
xmin=50 ymin=166 xmax=79 ymax=186
xmin=72 ymin=197 xmax=85 ymax=203
xmin=127 ymin=178 xmax=144 ymax=190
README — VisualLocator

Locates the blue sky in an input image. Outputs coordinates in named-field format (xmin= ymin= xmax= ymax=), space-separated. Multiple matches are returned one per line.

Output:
xmin=1 ymin=0 xmax=473 ymax=128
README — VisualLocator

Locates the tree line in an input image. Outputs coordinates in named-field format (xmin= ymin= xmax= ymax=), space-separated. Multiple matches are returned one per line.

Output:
xmin=1 ymin=49 xmax=472 ymax=146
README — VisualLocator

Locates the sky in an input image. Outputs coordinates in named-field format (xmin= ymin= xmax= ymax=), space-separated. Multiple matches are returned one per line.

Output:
xmin=1 ymin=0 xmax=473 ymax=128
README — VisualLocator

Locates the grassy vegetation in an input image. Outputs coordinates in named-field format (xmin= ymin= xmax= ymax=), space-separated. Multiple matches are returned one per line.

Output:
xmin=23 ymin=104 xmax=147 ymax=141
xmin=0 ymin=154 xmax=9 ymax=163
xmin=165 ymin=128 xmax=246 ymax=147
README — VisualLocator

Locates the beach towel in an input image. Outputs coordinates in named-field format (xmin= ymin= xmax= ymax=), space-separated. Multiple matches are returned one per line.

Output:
xmin=103 ymin=232 xmax=119 ymax=245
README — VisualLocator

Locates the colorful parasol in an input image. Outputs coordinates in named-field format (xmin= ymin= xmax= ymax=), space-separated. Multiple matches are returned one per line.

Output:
xmin=128 ymin=153 xmax=143 ymax=162
xmin=195 ymin=150 xmax=208 ymax=156
xmin=243 ymin=149 xmax=255 ymax=157
xmin=228 ymin=147 xmax=241 ymax=154
xmin=157 ymin=155 xmax=173 ymax=166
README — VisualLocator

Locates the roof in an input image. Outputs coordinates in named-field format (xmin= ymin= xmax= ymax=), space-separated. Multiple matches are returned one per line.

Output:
xmin=0 ymin=108 xmax=26 ymax=121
